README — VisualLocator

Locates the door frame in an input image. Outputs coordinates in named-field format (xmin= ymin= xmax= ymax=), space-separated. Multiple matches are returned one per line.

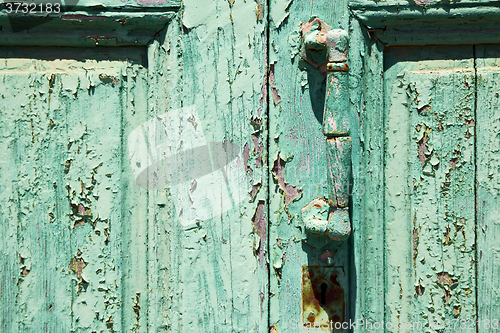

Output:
xmin=0 ymin=1 xmax=180 ymax=46
xmin=349 ymin=0 xmax=500 ymax=329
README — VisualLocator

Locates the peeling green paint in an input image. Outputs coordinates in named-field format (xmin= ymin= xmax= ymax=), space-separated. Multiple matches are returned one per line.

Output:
xmin=3 ymin=0 xmax=500 ymax=332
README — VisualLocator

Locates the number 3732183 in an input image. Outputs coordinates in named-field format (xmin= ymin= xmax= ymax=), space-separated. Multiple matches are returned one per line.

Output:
xmin=5 ymin=2 xmax=61 ymax=14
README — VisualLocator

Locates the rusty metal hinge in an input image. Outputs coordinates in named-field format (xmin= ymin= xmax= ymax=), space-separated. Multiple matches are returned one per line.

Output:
xmin=300 ymin=18 xmax=351 ymax=245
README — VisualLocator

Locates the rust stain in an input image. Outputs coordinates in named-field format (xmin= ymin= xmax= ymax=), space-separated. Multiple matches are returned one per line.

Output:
xmin=326 ymin=63 xmax=349 ymax=72
xmin=415 ymin=280 xmax=425 ymax=297
xmin=437 ymin=272 xmax=458 ymax=289
xmin=302 ymin=266 xmax=344 ymax=327
xmin=453 ymin=305 xmax=461 ymax=317
xmin=69 ymin=257 xmax=87 ymax=281
xmin=62 ymin=14 xmax=107 ymax=21
xmin=252 ymin=201 xmax=267 ymax=265
xmin=272 ymin=154 xmax=303 ymax=206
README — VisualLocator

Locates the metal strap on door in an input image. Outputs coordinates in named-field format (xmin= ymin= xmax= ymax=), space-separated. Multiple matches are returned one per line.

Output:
xmin=300 ymin=18 xmax=351 ymax=243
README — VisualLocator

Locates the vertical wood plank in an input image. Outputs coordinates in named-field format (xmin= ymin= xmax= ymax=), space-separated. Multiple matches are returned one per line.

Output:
xmin=121 ymin=61 xmax=150 ymax=333
xmin=384 ymin=46 xmax=476 ymax=331
xmin=355 ymin=35 xmax=386 ymax=331
xmin=476 ymin=45 xmax=500 ymax=331
xmin=268 ymin=0 xmax=351 ymax=331
xmin=154 ymin=1 xmax=269 ymax=331
xmin=0 ymin=66 xmax=72 ymax=333
xmin=0 ymin=48 xmax=149 ymax=332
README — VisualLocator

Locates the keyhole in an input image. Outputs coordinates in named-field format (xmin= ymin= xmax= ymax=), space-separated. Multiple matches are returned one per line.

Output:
xmin=320 ymin=282 xmax=328 ymax=305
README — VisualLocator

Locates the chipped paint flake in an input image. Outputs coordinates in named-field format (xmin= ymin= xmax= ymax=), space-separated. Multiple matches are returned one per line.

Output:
xmin=252 ymin=200 xmax=267 ymax=265
xmin=272 ymin=154 xmax=303 ymax=205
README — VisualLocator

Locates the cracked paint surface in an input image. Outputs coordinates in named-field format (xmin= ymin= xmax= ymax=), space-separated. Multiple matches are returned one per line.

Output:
xmin=385 ymin=46 xmax=477 ymax=329
xmin=0 ymin=47 xmax=149 ymax=332
xmin=272 ymin=154 xmax=303 ymax=206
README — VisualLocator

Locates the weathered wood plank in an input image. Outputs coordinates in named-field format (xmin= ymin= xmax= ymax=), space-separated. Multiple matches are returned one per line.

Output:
xmin=154 ymin=1 xmax=269 ymax=331
xmin=0 ymin=47 xmax=149 ymax=332
xmin=0 ymin=66 xmax=74 ymax=333
xmin=268 ymin=0 xmax=351 ymax=331
xmin=121 ymin=61 xmax=150 ymax=333
xmin=350 ymin=0 xmax=500 ymax=46
xmin=476 ymin=45 xmax=500 ymax=330
xmin=384 ymin=46 xmax=476 ymax=331
xmin=353 ymin=34 xmax=386 ymax=330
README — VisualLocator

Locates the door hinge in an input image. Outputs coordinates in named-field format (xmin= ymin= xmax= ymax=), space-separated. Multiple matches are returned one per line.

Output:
xmin=300 ymin=18 xmax=351 ymax=245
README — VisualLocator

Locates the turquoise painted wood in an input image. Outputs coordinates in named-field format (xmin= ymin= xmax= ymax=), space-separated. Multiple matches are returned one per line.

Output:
xmin=2 ymin=0 xmax=500 ymax=332
xmin=1 ymin=1 xmax=270 ymax=332
xmin=0 ymin=48 xmax=150 ymax=331
xmin=267 ymin=0 xmax=353 ymax=331
xmin=476 ymin=45 xmax=500 ymax=327
xmin=384 ymin=46 xmax=477 ymax=329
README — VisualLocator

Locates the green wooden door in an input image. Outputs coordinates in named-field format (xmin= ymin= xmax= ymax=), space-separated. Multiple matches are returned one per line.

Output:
xmin=3 ymin=0 xmax=500 ymax=332
xmin=0 ymin=2 xmax=182 ymax=332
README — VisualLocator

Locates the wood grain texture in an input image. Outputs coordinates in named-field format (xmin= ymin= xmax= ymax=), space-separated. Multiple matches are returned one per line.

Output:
xmin=476 ymin=45 xmax=500 ymax=329
xmin=384 ymin=46 xmax=476 ymax=331
xmin=0 ymin=48 xmax=149 ymax=332
xmin=268 ymin=0 xmax=351 ymax=331
xmin=156 ymin=1 xmax=269 ymax=331
xmin=353 ymin=34 xmax=386 ymax=330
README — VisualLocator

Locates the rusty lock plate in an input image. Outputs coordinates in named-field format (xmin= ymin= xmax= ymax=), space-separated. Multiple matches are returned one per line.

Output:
xmin=302 ymin=266 xmax=345 ymax=330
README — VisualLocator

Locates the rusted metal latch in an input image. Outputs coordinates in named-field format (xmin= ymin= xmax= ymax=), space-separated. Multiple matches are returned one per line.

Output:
xmin=300 ymin=18 xmax=351 ymax=244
